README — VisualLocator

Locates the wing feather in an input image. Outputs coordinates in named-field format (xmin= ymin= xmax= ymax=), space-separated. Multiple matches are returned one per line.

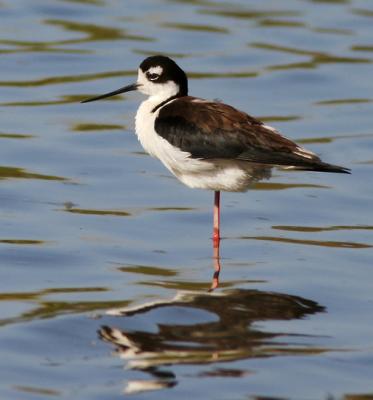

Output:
xmin=154 ymin=97 xmax=349 ymax=173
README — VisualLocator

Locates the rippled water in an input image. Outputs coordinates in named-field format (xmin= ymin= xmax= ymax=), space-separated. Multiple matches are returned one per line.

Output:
xmin=1 ymin=0 xmax=373 ymax=398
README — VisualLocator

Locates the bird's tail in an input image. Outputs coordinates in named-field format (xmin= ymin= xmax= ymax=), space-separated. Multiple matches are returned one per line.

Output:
xmin=295 ymin=162 xmax=351 ymax=174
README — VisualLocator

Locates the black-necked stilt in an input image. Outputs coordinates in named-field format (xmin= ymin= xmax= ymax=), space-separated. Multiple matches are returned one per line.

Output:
xmin=82 ymin=55 xmax=350 ymax=283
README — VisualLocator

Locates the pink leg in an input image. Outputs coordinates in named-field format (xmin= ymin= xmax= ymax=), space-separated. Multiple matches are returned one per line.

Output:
xmin=210 ymin=191 xmax=221 ymax=291
xmin=213 ymin=191 xmax=220 ymax=248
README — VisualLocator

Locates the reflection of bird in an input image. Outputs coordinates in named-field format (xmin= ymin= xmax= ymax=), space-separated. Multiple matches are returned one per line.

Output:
xmin=82 ymin=55 xmax=350 ymax=248
xmin=99 ymin=289 xmax=325 ymax=393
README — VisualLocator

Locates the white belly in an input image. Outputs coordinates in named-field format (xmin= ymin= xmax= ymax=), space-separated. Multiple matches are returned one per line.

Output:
xmin=135 ymin=99 xmax=271 ymax=192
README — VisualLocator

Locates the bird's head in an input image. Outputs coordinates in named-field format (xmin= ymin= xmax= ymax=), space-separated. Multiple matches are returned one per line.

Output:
xmin=81 ymin=55 xmax=188 ymax=104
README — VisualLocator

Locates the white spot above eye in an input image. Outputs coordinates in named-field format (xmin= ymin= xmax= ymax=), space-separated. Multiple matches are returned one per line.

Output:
xmin=148 ymin=66 xmax=163 ymax=75
xmin=137 ymin=68 xmax=179 ymax=100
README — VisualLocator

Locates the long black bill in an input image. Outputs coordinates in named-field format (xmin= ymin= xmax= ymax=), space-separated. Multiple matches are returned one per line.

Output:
xmin=81 ymin=83 xmax=139 ymax=103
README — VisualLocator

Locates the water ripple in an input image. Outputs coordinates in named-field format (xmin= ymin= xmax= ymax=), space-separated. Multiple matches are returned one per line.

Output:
xmin=0 ymin=166 xmax=67 ymax=181
xmin=240 ymin=236 xmax=372 ymax=249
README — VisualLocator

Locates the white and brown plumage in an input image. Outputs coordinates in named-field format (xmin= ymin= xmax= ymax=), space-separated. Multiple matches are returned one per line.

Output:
xmin=82 ymin=55 xmax=350 ymax=265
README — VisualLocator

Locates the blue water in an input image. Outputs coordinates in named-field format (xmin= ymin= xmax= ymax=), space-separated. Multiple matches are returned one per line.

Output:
xmin=0 ymin=0 xmax=373 ymax=398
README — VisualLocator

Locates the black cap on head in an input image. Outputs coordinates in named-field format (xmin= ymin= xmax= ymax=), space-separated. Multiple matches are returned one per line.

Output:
xmin=140 ymin=55 xmax=188 ymax=96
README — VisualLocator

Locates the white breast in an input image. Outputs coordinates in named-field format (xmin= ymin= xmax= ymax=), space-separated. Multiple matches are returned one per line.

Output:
xmin=135 ymin=99 xmax=209 ymax=174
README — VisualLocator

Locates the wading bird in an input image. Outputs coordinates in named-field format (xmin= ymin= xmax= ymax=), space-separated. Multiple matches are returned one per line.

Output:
xmin=82 ymin=55 xmax=350 ymax=288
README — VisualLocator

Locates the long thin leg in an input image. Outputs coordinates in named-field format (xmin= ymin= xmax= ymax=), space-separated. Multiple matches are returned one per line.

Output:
xmin=213 ymin=191 xmax=220 ymax=248
xmin=210 ymin=191 xmax=221 ymax=291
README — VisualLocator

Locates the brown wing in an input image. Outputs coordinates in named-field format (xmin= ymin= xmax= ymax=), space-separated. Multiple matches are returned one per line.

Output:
xmin=155 ymin=97 xmax=349 ymax=173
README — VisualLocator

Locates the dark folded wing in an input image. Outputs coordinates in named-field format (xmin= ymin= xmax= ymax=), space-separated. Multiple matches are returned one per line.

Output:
xmin=154 ymin=97 xmax=350 ymax=172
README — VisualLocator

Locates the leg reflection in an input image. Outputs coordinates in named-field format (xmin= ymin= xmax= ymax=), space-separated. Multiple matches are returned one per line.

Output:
xmin=210 ymin=236 xmax=221 ymax=292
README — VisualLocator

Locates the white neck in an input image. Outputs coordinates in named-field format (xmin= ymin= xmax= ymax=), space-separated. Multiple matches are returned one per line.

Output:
xmin=135 ymin=94 xmax=178 ymax=159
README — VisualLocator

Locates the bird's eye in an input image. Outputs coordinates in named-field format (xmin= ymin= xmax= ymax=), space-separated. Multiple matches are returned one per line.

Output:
xmin=146 ymin=72 xmax=159 ymax=81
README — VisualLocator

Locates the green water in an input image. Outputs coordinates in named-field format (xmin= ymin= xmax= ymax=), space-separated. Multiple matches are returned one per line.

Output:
xmin=0 ymin=0 xmax=373 ymax=398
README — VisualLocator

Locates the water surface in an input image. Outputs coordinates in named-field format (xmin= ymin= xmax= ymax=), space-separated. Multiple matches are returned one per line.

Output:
xmin=0 ymin=0 xmax=373 ymax=399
